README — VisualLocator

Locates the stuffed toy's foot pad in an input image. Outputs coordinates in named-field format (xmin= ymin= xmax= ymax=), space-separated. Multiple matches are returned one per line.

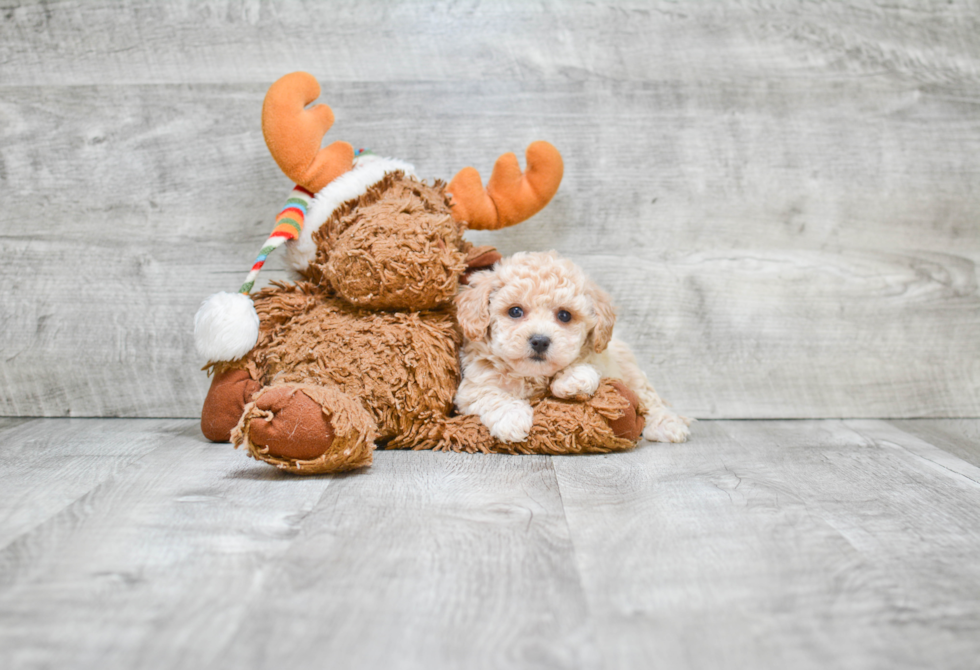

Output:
xmin=234 ymin=383 xmax=377 ymax=474
xmin=605 ymin=380 xmax=646 ymax=442
xmin=248 ymin=386 xmax=336 ymax=461
xmin=202 ymin=368 xmax=262 ymax=443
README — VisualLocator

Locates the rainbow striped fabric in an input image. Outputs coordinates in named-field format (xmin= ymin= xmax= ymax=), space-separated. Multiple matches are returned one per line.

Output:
xmin=238 ymin=185 xmax=314 ymax=294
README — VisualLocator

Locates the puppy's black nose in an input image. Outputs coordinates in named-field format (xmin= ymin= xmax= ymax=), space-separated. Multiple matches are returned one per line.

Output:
xmin=529 ymin=334 xmax=551 ymax=354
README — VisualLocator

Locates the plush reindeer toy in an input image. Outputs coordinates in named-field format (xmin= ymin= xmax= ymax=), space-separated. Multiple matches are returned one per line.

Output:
xmin=194 ymin=72 xmax=646 ymax=474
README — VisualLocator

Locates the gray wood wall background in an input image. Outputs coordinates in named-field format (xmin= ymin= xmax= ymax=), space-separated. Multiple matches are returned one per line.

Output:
xmin=1 ymin=0 xmax=978 ymax=420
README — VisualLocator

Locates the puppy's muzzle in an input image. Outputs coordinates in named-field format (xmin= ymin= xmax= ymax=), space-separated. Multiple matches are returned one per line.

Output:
xmin=529 ymin=334 xmax=551 ymax=358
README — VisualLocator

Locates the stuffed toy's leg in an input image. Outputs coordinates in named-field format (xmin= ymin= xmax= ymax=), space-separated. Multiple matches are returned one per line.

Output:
xmin=211 ymin=378 xmax=643 ymax=472
xmin=430 ymin=379 xmax=646 ymax=455
xmin=232 ymin=384 xmax=377 ymax=474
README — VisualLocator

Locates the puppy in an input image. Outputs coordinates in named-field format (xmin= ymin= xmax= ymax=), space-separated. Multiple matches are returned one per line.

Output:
xmin=454 ymin=250 xmax=691 ymax=444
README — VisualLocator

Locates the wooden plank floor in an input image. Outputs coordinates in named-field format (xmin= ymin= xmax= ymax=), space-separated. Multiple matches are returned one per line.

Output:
xmin=1 ymin=419 xmax=978 ymax=669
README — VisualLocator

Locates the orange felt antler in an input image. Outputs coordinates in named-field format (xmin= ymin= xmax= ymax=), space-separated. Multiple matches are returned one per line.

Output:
xmin=261 ymin=72 xmax=354 ymax=193
xmin=448 ymin=141 xmax=564 ymax=230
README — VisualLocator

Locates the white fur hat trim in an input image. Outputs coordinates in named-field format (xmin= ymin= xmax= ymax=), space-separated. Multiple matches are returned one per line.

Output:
xmin=285 ymin=155 xmax=416 ymax=272
xmin=194 ymin=291 xmax=260 ymax=362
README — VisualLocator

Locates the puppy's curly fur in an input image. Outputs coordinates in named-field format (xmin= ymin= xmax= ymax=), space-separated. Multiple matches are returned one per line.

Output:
xmin=455 ymin=251 xmax=691 ymax=444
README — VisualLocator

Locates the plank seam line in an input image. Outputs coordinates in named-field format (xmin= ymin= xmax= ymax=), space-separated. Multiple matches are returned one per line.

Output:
xmin=883 ymin=440 xmax=980 ymax=488
xmin=548 ymin=455 xmax=604 ymax=659
xmin=846 ymin=421 xmax=980 ymax=490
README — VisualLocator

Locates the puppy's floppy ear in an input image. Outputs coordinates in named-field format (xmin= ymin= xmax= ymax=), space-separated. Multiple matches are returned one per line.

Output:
xmin=455 ymin=269 xmax=499 ymax=341
xmin=586 ymin=280 xmax=616 ymax=353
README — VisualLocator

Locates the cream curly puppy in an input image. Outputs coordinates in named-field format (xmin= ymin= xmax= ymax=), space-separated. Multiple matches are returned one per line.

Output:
xmin=454 ymin=250 xmax=691 ymax=444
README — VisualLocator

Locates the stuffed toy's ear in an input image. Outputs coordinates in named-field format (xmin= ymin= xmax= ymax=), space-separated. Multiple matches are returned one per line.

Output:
xmin=460 ymin=245 xmax=502 ymax=285
xmin=586 ymin=280 xmax=616 ymax=353
xmin=455 ymin=269 xmax=500 ymax=342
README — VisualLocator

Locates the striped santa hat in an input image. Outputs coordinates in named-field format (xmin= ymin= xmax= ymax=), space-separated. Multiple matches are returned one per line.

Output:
xmin=193 ymin=151 xmax=415 ymax=362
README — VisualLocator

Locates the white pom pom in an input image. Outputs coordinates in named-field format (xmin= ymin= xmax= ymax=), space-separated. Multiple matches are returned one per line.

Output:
xmin=193 ymin=292 xmax=260 ymax=362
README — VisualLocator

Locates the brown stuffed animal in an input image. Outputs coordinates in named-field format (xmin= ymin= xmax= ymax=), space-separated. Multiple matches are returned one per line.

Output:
xmin=194 ymin=72 xmax=645 ymax=474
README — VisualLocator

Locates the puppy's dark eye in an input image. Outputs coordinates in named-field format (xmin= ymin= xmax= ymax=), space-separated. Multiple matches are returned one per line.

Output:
xmin=557 ymin=310 xmax=572 ymax=323
xmin=508 ymin=306 xmax=524 ymax=319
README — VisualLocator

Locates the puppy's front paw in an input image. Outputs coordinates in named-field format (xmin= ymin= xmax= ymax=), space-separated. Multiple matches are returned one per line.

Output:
xmin=551 ymin=365 xmax=601 ymax=400
xmin=482 ymin=403 xmax=535 ymax=443
xmin=642 ymin=410 xmax=691 ymax=443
